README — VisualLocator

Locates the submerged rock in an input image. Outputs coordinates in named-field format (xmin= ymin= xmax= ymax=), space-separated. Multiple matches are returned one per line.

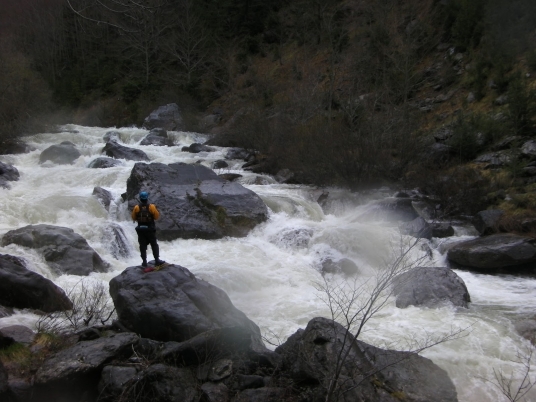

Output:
xmin=0 ymin=254 xmax=72 ymax=312
xmin=87 ymin=157 xmax=122 ymax=169
xmin=393 ymin=267 xmax=470 ymax=308
xmin=1 ymin=224 xmax=109 ymax=276
xmin=39 ymin=142 xmax=81 ymax=165
xmin=0 ymin=162 xmax=20 ymax=189
xmin=447 ymin=233 xmax=536 ymax=270
xmin=125 ymin=162 xmax=268 ymax=240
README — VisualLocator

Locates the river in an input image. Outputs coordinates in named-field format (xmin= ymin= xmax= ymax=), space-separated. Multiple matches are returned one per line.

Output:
xmin=0 ymin=125 xmax=535 ymax=402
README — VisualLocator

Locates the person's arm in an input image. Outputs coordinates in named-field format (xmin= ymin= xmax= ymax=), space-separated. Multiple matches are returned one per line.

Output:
xmin=131 ymin=205 xmax=139 ymax=221
xmin=150 ymin=204 xmax=160 ymax=220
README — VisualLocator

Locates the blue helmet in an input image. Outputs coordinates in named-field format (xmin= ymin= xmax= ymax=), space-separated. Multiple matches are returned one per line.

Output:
xmin=139 ymin=191 xmax=149 ymax=201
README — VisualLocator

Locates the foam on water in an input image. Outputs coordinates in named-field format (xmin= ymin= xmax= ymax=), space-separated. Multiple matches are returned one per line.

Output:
xmin=0 ymin=125 xmax=534 ymax=402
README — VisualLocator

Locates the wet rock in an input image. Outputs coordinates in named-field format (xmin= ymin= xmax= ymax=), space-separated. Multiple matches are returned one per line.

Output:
xmin=321 ymin=258 xmax=359 ymax=276
xmin=110 ymin=264 xmax=265 ymax=347
xmin=393 ymin=267 xmax=470 ymax=308
xmin=92 ymin=186 xmax=113 ymax=211
xmin=143 ymin=103 xmax=184 ymax=131
xmin=212 ymin=160 xmax=229 ymax=169
xmin=201 ymin=382 xmax=229 ymax=402
xmin=102 ymin=223 xmax=132 ymax=259
xmin=219 ymin=173 xmax=243 ymax=182
xmin=0 ymin=140 xmax=34 ymax=155
xmin=431 ymin=223 xmax=455 ymax=238
xmin=447 ymin=233 xmax=536 ymax=270
xmin=0 ymin=162 xmax=19 ymax=189
xmin=98 ymin=365 xmax=138 ymax=401
xmin=0 ymin=325 xmax=35 ymax=345
xmin=87 ymin=157 xmax=122 ymax=169
xmin=514 ymin=318 xmax=536 ymax=344
xmin=522 ymin=140 xmax=536 ymax=159
xmin=0 ymin=306 xmax=14 ymax=319
xmin=125 ymin=162 xmax=268 ymax=240
xmin=102 ymin=141 xmax=150 ymax=162
xmin=39 ymin=142 xmax=81 ymax=165
xmin=270 ymin=228 xmax=313 ymax=249
xmin=35 ymin=332 xmax=138 ymax=386
xmin=411 ymin=200 xmax=435 ymax=220
xmin=472 ymin=209 xmax=504 ymax=236
xmin=275 ymin=169 xmax=295 ymax=183
xmin=1 ymin=224 xmax=109 ymax=276
xmin=399 ymin=217 xmax=433 ymax=239
xmin=182 ymin=142 xmax=214 ymax=153
xmin=275 ymin=317 xmax=458 ymax=402
xmin=0 ymin=254 xmax=72 ymax=312
xmin=103 ymin=131 xmax=122 ymax=143
xmin=140 ymin=128 xmax=174 ymax=146
xmin=224 ymin=147 xmax=252 ymax=160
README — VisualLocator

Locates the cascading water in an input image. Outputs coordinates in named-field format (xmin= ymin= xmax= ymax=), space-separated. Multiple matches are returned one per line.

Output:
xmin=0 ymin=125 xmax=535 ymax=402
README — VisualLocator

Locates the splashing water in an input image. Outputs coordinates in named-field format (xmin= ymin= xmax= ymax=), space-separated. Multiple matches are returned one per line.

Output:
xmin=0 ymin=125 xmax=535 ymax=402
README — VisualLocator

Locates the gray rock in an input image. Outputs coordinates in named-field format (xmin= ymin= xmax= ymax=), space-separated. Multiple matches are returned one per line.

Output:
xmin=1 ymin=224 xmax=109 ymax=276
xmin=142 ymin=103 xmax=184 ymax=131
xmin=522 ymin=140 xmax=536 ymax=158
xmin=491 ymin=136 xmax=522 ymax=151
xmin=182 ymin=143 xmax=214 ymax=153
xmin=321 ymin=258 xmax=359 ymax=276
xmin=269 ymin=228 xmax=313 ymax=249
xmin=393 ymin=267 xmax=470 ymax=308
xmin=208 ymin=359 xmax=233 ymax=381
xmin=109 ymin=264 xmax=265 ymax=348
xmin=225 ymin=147 xmax=252 ymax=160
xmin=232 ymin=388 xmax=286 ymax=402
xmin=411 ymin=200 xmax=434 ymax=220
xmin=125 ymin=162 xmax=268 ymax=240
xmin=39 ymin=142 xmax=81 ymax=165
xmin=201 ymin=382 xmax=229 ymax=402
xmin=0 ymin=325 xmax=35 ymax=345
xmin=275 ymin=317 xmax=458 ymax=402
xmin=98 ymin=366 xmax=137 ymax=400
xmin=495 ymin=94 xmax=508 ymax=105
xmin=431 ymin=223 xmax=455 ymax=238
xmin=87 ymin=157 xmax=122 ymax=169
xmin=102 ymin=141 xmax=150 ymax=162
xmin=275 ymin=169 xmax=295 ymax=183
xmin=474 ymin=152 xmax=511 ymax=168
xmin=35 ymin=332 xmax=139 ymax=385
xmin=514 ymin=318 xmax=536 ymax=344
xmin=447 ymin=233 xmax=536 ymax=270
xmin=472 ymin=209 xmax=504 ymax=235
xmin=92 ymin=186 xmax=113 ymax=211
xmin=0 ymin=140 xmax=34 ymax=155
xmin=212 ymin=160 xmax=229 ymax=169
xmin=467 ymin=92 xmax=476 ymax=103
xmin=219 ymin=173 xmax=243 ymax=182
xmin=0 ymin=162 xmax=20 ymax=189
xmin=102 ymin=223 xmax=132 ymax=259
xmin=399 ymin=217 xmax=433 ymax=239
xmin=0 ymin=254 xmax=72 ymax=312
xmin=140 ymin=129 xmax=174 ymax=146
xmin=120 ymin=364 xmax=197 ymax=402
xmin=103 ymin=131 xmax=122 ymax=143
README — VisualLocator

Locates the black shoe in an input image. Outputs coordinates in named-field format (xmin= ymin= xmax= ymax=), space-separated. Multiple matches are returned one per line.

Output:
xmin=155 ymin=260 xmax=165 ymax=266
xmin=142 ymin=261 xmax=147 ymax=267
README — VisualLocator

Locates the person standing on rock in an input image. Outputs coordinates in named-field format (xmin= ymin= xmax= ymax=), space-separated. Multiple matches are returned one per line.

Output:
xmin=131 ymin=191 xmax=165 ymax=267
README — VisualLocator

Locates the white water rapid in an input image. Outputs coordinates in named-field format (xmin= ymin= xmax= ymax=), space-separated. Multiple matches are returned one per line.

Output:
xmin=0 ymin=125 xmax=535 ymax=402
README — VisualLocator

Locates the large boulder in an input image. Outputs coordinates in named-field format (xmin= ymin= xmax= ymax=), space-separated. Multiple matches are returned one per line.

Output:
xmin=142 ymin=103 xmax=184 ymax=131
xmin=39 ymin=141 xmax=81 ymax=165
xmin=109 ymin=264 xmax=264 ymax=349
xmin=392 ymin=267 xmax=470 ymax=308
xmin=399 ymin=217 xmax=433 ymax=239
xmin=1 ymin=224 xmax=109 ymax=276
xmin=125 ymin=162 xmax=268 ymax=240
xmin=275 ymin=317 xmax=458 ymax=402
xmin=140 ymin=128 xmax=174 ymax=146
xmin=0 ymin=254 xmax=72 ymax=312
xmin=472 ymin=209 xmax=504 ymax=235
xmin=35 ymin=332 xmax=138 ymax=400
xmin=0 ymin=162 xmax=19 ymax=189
xmin=102 ymin=141 xmax=149 ymax=162
xmin=447 ymin=233 xmax=536 ymax=270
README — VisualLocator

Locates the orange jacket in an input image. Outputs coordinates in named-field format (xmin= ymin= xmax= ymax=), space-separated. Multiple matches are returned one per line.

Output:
xmin=131 ymin=203 xmax=160 ymax=221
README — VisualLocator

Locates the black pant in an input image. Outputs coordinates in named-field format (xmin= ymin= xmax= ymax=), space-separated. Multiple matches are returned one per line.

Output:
xmin=136 ymin=227 xmax=159 ymax=262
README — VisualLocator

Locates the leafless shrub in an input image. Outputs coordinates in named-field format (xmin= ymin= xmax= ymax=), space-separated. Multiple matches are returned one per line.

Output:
xmin=36 ymin=279 xmax=115 ymax=334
